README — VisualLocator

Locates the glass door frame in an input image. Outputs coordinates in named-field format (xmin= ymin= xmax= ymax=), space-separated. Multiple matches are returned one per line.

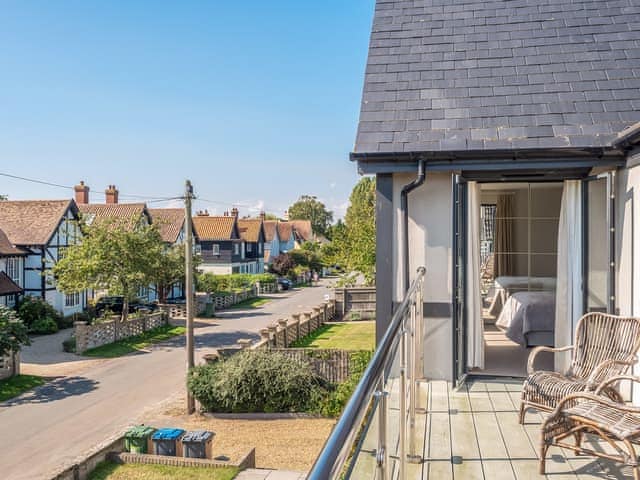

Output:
xmin=452 ymin=175 xmax=467 ymax=387
xmin=582 ymin=171 xmax=616 ymax=314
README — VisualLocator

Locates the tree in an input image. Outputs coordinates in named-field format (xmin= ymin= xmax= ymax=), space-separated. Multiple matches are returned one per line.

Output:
xmin=151 ymin=244 xmax=186 ymax=303
xmin=270 ymin=253 xmax=295 ymax=276
xmin=53 ymin=221 xmax=164 ymax=328
xmin=287 ymin=195 xmax=333 ymax=237
xmin=0 ymin=306 xmax=30 ymax=363
xmin=336 ymin=177 xmax=376 ymax=285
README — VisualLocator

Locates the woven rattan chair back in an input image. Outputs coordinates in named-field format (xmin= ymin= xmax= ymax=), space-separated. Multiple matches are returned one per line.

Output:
xmin=569 ymin=313 xmax=640 ymax=381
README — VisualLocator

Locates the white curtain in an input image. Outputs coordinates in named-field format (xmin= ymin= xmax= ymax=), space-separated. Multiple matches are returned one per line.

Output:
xmin=466 ymin=181 xmax=484 ymax=369
xmin=555 ymin=180 xmax=583 ymax=373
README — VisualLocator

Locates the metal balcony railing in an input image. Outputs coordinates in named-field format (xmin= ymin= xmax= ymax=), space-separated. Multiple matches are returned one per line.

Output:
xmin=308 ymin=267 xmax=426 ymax=480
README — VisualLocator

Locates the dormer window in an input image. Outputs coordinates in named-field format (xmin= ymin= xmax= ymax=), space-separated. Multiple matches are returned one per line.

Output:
xmin=211 ymin=244 xmax=220 ymax=256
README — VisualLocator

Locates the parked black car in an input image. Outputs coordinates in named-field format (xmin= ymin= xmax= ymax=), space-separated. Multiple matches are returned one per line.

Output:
xmin=277 ymin=278 xmax=292 ymax=291
xmin=95 ymin=296 xmax=158 ymax=316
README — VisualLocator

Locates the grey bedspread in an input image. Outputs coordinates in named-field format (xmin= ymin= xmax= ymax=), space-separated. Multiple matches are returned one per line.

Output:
xmin=495 ymin=291 xmax=556 ymax=347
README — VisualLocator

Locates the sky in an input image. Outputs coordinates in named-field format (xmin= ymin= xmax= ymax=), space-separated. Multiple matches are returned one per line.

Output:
xmin=0 ymin=1 xmax=374 ymax=219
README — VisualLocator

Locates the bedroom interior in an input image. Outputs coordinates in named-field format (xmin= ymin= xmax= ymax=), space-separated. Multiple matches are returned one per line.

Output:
xmin=470 ymin=182 xmax=563 ymax=377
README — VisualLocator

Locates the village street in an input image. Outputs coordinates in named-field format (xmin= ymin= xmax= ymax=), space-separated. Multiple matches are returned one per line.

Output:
xmin=0 ymin=281 xmax=333 ymax=480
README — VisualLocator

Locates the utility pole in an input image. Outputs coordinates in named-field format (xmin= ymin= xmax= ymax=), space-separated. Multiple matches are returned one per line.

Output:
xmin=184 ymin=179 xmax=195 ymax=414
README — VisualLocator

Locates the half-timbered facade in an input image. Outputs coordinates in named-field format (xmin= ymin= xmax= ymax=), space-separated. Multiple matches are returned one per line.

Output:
xmin=0 ymin=229 xmax=27 ymax=308
xmin=0 ymin=200 xmax=86 ymax=314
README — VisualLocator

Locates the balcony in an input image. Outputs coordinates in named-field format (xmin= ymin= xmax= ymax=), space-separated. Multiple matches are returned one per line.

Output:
xmin=309 ymin=268 xmax=632 ymax=479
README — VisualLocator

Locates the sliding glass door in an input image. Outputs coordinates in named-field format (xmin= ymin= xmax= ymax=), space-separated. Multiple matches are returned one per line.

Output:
xmin=583 ymin=173 xmax=616 ymax=314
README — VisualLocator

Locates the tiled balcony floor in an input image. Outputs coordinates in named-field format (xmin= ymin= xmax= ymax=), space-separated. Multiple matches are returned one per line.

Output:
xmin=354 ymin=377 xmax=635 ymax=479
xmin=422 ymin=377 xmax=637 ymax=479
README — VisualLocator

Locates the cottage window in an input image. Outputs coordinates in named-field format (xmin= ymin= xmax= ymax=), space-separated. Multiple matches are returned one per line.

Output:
xmin=234 ymin=243 xmax=240 ymax=255
xmin=258 ymin=243 xmax=262 ymax=254
xmin=247 ymin=243 xmax=252 ymax=252
xmin=65 ymin=292 xmax=80 ymax=307
xmin=6 ymin=258 xmax=20 ymax=282
xmin=211 ymin=244 xmax=220 ymax=256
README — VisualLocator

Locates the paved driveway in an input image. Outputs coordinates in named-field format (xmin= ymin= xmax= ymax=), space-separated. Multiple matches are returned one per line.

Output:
xmin=0 ymin=282 xmax=334 ymax=480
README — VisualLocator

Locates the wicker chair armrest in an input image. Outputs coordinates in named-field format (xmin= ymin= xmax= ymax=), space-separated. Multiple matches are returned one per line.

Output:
xmin=586 ymin=358 xmax=638 ymax=388
xmin=527 ymin=345 xmax=573 ymax=375
xmin=594 ymin=374 xmax=640 ymax=395
xmin=551 ymin=391 xmax=640 ymax=418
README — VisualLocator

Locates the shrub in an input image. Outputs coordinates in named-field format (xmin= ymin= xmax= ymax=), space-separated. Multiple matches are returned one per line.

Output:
xmin=188 ymin=350 xmax=327 ymax=413
xmin=62 ymin=337 xmax=76 ymax=353
xmin=17 ymin=296 xmax=62 ymax=332
xmin=29 ymin=317 xmax=59 ymax=335
xmin=317 ymin=350 xmax=373 ymax=417
xmin=196 ymin=273 xmax=276 ymax=294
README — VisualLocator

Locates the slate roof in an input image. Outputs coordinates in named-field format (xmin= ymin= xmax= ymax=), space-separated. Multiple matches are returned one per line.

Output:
xmin=0 ymin=200 xmax=76 ymax=246
xmin=0 ymin=272 xmax=22 ymax=296
xmin=193 ymin=216 xmax=237 ymax=241
xmin=355 ymin=0 xmax=640 ymax=154
xmin=148 ymin=208 xmax=185 ymax=243
xmin=262 ymin=220 xmax=279 ymax=242
xmin=78 ymin=203 xmax=149 ymax=231
xmin=0 ymin=229 xmax=28 ymax=257
xmin=237 ymin=219 xmax=264 ymax=243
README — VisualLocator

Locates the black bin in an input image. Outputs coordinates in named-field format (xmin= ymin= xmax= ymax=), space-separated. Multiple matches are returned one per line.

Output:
xmin=182 ymin=430 xmax=214 ymax=459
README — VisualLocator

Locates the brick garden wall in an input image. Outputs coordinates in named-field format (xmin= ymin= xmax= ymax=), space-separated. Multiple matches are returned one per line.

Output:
xmin=74 ymin=312 xmax=167 ymax=354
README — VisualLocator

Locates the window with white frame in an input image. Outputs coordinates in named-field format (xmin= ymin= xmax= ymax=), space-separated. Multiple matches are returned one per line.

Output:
xmin=6 ymin=257 xmax=20 ymax=282
xmin=211 ymin=244 xmax=220 ymax=256
xmin=138 ymin=286 xmax=148 ymax=298
xmin=65 ymin=292 xmax=80 ymax=307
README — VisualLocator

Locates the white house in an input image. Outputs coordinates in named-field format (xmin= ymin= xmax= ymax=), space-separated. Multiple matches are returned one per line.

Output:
xmin=0 ymin=200 xmax=86 ymax=315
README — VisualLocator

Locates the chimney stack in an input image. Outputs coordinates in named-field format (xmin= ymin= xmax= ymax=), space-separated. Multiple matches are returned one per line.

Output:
xmin=196 ymin=209 xmax=210 ymax=216
xmin=283 ymin=210 xmax=289 ymax=221
xmin=231 ymin=207 xmax=239 ymax=217
xmin=105 ymin=185 xmax=119 ymax=204
xmin=74 ymin=181 xmax=89 ymax=204
xmin=260 ymin=211 xmax=266 ymax=220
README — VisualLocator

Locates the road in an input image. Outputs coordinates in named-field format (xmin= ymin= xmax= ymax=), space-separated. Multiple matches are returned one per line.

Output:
xmin=0 ymin=282 xmax=333 ymax=480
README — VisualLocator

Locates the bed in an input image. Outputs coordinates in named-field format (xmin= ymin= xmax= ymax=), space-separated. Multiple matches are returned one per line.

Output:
xmin=495 ymin=291 xmax=556 ymax=347
xmin=487 ymin=276 xmax=557 ymax=317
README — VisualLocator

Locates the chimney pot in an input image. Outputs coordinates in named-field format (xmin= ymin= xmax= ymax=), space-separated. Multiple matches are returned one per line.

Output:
xmin=105 ymin=185 xmax=119 ymax=204
xmin=231 ymin=207 xmax=239 ymax=217
xmin=74 ymin=181 xmax=90 ymax=204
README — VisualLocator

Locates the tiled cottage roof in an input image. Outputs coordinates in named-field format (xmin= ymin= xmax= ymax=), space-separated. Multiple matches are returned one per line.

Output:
xmin=277 ymin=222 xmax=293 ymax=242
xmin=237 ymin=219 xmax=263 ymax=243
xmin=193 ymin=216 xmax=237 ymax=241
xmin=290 ymin=220 xmax=313 ymax=242
xmin=262 ymin=220 xmax=278 ymax=242
xmin=0 ymin=200 xmax=75 ymax=246
xmin=355 ymin=0 xmax=640 ymax=154
xmin=148 ymin=208 xmax=185 ymax=243
xmin=0 ymin=272 xmax=22 ymax=296
xmin=0 ymin=229 xmax=28 ymax=257
xmin=78 ymin=203 xmax=148 ymax=231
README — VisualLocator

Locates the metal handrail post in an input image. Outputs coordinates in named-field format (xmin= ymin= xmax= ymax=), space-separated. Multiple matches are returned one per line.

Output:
xmin=375 ymin=388 xmax=389 ymax=480
xmin=399 ymin=319 xmax=407 ymax=480
xmin=408 ymin=298 xmax=421 ymax=462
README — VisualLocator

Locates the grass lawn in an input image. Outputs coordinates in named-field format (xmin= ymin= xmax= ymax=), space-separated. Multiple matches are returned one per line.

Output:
xmin=0 ymin=374 xmax=45 ymax=402
xmin=89 ymin=462 xmax=238 ymax=480
xmin=291 ymin=321 xmax=375 ymax=351
xmin=84 ymin=325 xmax=186 ymax=358
xmin=228 ymin=297 xmax=270 ymax=309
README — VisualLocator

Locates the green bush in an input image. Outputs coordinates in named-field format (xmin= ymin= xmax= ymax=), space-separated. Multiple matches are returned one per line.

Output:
xmin=317 ymin=350 xmax=373 ymax=417
xmin=17 ymin=296 xmax=62 ymax=332
xmin=196 ymin=273 xmax=276 ymax=294
xmin=188 ymin=350 xmax=326 ymax=413
xmin=30 ymin=317 xmax=59 ymax=334
xmin=62 ymin=337 xmax=76 ymax=353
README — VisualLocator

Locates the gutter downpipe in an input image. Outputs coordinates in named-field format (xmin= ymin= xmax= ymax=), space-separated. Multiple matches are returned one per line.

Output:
xmin=400 ymin=159 xmax=426 ymax=292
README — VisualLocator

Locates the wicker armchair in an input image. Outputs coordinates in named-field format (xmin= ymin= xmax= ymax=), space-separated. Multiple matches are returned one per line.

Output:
xmin=540 ymin=376 xmax=640 ymax=479
xmin=519 ymin=312 xmax=640 ymax=424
